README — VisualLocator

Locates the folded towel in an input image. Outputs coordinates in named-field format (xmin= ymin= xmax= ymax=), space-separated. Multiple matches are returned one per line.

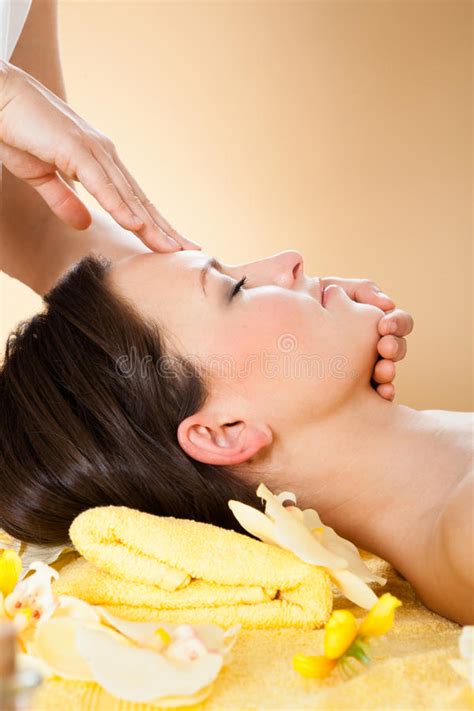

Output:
xmin=52 ymin=505 xmax=332 ymax=630
xmin=35 ymin=554 xmax=466 ymax=711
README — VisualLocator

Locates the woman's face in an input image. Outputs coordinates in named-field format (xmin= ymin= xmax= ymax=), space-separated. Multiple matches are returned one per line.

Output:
xmin=108 ymin=249 xmax=383 ymax=464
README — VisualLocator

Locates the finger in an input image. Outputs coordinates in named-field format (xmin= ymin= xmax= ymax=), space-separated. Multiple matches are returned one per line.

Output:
xmin=33 ymin=172 xmax=92 ymax=230
xmin=55 ymin=139 xmax=171 ymax=244
xmin=373 ymin=359 xmax=396 ymax=384
xmin=378 ymin=308 xmax=414 ymax=337
xmin=0 ymin=142 xmax=92 ymax=229
xmin=352 ymin=281 xmax=395 ymax=310
xmin=0 ymin=141 xmax=92 ymax=229
xmin=111 ymin=150 xmax=201 ymax=251
xmin=320 ymin=277 xmax=395 ymax=310
xmin=377 ymin=335 xmax=407 ymax=362
xmin=376 ymin=383 xmax=395 ymax=401
xmin=85 ymin=143 xmax=184 ymax=252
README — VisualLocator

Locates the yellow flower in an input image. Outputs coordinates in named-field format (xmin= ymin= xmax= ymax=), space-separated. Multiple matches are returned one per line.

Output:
xmin=358 ymin=593 xmax=402 ymax=638
xmin=293 ymin=594 xmax=402 ymax=680
xmin=154 ymin=627 xmax=172 ymax=646
xmin=0 ymin=528 xmax=75 ymax=580
xmin=228 ymin=483 xmax=387 ymax=609
xmin=293 ymin=654 xmax=337 ymax=678
xmin=0 ymin=548 xmax=22 ymax=597
xmin=324 ymin=610 xmax=359 ymax=659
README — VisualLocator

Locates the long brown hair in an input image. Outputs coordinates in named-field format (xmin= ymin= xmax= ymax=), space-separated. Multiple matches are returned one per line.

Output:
xmin=0 ymin=254 xmax=260 ymax=545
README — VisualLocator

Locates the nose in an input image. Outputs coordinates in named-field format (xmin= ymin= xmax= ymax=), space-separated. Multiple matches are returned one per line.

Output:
xmin=238 ymin=250 xmax=304 ymax=289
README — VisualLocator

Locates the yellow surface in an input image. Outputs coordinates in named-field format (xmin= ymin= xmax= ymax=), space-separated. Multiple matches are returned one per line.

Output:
xmin=33 ymin=555 xmax=471 ymax=710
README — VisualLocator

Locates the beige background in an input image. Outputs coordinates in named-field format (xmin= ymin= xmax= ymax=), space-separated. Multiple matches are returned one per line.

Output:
xmin=1 ymin=0 xmax=472 ymax=410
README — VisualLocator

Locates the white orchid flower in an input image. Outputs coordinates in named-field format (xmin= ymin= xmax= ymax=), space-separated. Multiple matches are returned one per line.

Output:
xmin=450 ymin=625 xmax=474 ymax=688
xmin=0 ymin=528 xmax=75 ymax=580
xmin=1 ymin=559 xmax=60 ymax=651
xmin=228 ymin=483 xmax=386 ymax=609
xmin=1 ymin=543 xmax=239 ymax=707
xmin=29 ymin=594 xmax=240 ymax=706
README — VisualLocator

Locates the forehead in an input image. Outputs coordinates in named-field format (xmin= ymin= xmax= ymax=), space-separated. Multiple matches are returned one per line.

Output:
xmin=109 ymin=249 xmax=210 ymax=293
xmin=107 ymin=250 xmax=210 ymax=319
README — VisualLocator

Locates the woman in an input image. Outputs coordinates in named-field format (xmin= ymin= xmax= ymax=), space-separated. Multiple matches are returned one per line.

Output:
xmin=1 ymin=246 xmax=472 ymax=628
xmin=2 ymin=2 xmax=471 ymax=626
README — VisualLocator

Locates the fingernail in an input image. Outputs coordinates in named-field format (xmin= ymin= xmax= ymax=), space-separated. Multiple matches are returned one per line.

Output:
xmin=152 ymin=223 xmax=180 ymax=250
xmin=389 ymin=321 xmax=397 ymax=333
xmin=184 ymin=238 xmax=202 ymax=250
xmin=378 ymin=292 xmax=392 ymax=301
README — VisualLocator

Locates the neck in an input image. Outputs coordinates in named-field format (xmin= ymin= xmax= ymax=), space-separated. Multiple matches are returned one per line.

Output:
xmin=265 ymin=385 xmax=465 ymax=575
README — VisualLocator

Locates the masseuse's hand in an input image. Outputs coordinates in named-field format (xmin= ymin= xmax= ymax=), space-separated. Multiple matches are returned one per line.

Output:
xmin=0 ymin=60 xmax=200 ymax=252
xmin=320 ymin=277 xmax=414 ymax=401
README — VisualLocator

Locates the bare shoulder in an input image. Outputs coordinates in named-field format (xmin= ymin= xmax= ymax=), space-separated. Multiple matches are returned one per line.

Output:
xmin=427 ymin=471 xmax=474 ymax=624
xmin=438 ymin=470 xmax=474 ymax=571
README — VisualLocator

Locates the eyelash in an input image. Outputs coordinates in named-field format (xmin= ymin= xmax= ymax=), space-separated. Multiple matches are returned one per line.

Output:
xmin=230 ymin=275 xmax=247 ymax=298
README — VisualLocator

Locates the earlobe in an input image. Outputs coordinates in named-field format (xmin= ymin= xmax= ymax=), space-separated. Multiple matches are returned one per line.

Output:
xmin=177 ymin=415 xmax=272 ymax=466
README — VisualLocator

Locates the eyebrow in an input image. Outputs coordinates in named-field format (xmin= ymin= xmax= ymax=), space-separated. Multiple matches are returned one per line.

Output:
xmin=200 ymin=257 xmax=223 ymax=295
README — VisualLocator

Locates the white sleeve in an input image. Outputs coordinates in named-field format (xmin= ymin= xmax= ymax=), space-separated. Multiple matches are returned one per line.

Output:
xmin=0 ymin=0 xmax=32 ymax=61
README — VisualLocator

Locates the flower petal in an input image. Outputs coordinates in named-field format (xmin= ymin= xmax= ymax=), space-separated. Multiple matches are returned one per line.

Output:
xmin=324 ymin=609 xmax=358 ymax=659
xmin=95 ymin=606 xmax=174 ymax=648
xmin=49 ymin=595 xmax=102 ymax=623
xmin=455 ymin=626 xmax=474 ymax=688
xmin=93 ymin=608 xmax=240 ymax=662
xmin=227 ymin=500 xmax=278 ymax=545
xmin=0 ymin=531 xmax=21 ymax=554
xmin=18 ymin=543 xmax=76 ymax=580
xmin=32 ymin=616 xmax=101 ymax=680
xmin=76 ymin=624 xmax=223 ymax=703
xmin=0 ymin=549 xmax=22 ymax=597
xmin=4 ymin=561 xmax=59 ymax=621
xmin=358 ymin=592 xmax=402 ymax=637
xmin=293 ymin=654 xmax=337 ymax=678
xmin=275 ymin=491 xmax=298 ymax=506
xmin=302 ymin=507 xmax=386 ymax=586
xmin=311 ymin=522 xmax=386 ymax=585
xmin=256 ymin=484 xmax=348 ymax=569
xmin=459 ymin=626 xmax=474 ymax=663
xmin=329 ymin=569 xmax=380 ymax=609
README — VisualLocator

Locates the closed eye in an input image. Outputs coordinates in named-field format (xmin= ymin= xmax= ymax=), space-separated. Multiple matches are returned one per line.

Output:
xmin=230 ymin=275 xmax=247 ymax=300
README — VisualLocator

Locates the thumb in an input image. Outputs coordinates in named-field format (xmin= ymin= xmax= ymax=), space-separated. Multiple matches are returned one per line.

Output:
xmin=32 ymin=171 xmax=92 ymax=230
xmin=0 ymin=141 xmax=92 ymax=230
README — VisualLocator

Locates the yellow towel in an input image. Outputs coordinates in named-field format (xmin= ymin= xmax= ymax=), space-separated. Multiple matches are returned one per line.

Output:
xmin=34 ymin=554 xmax=469 ymax=711
xmin=51 ymin=505 xmax=332 ymax=630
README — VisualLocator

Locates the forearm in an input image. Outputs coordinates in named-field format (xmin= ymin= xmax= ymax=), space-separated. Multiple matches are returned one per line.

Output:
xmin=0 ymin=0 xmax=72 ymax=278
xmin=3 ymin=0 xmax=73 ymax=222
xmin=0 ymin=0 xmax=83 ymax=290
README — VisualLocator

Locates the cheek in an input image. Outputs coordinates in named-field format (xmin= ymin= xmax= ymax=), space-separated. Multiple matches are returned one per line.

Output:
xmin=215 ymin=293 xmax=326 ymax=366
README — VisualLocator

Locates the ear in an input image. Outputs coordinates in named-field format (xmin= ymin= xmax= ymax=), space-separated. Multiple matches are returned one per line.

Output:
xmin=177 ymin=413 xmax=273 ymax=466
